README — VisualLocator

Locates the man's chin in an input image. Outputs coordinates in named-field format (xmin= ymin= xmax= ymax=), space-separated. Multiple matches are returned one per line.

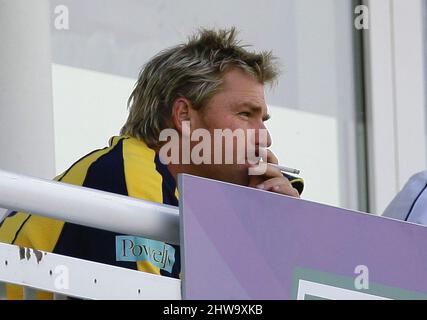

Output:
xmin=211 ymin=164 xmax=250 ymax=186
xmin=188 ymin=163 xmax=250 ymax=186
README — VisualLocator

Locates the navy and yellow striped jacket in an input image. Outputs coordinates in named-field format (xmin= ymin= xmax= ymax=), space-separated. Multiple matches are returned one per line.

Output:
xmin=0 ymin=136 xmax=181 ymax=299
xmin=0 ymin=135 xmax=303 ymax=299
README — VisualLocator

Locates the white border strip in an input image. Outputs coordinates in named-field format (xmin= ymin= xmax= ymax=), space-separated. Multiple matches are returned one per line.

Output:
xmin=297 ymin=280 xmax=390 ymax=300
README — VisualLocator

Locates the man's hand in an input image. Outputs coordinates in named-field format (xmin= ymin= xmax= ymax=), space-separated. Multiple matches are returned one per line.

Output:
xmin=248 ymin=149 xmax=300 ymax=198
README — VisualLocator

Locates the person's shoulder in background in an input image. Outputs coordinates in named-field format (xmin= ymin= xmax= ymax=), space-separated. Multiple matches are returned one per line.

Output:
xmin=382 ymin=171 xmax=427 ymax=224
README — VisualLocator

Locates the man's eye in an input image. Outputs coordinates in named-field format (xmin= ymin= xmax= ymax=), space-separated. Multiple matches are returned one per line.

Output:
xmin=238 ymin=112 xmax=251 ymax=117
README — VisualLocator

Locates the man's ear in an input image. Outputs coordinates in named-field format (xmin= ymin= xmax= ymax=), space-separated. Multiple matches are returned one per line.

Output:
xmin=171 ymin=97 xmax=191 ymax=134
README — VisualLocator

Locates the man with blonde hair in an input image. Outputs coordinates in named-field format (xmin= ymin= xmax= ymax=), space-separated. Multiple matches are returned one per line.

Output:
xmin=0 ymin=27 xmax=303 ymax=299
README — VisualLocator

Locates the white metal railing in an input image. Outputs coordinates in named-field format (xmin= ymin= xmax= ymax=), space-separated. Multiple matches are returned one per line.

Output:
xmin=0 ymin=169 xmax=182 ymax=299
xmin=0 ymin=242 xmax=181 ymax=300
xmin=0 ymin=169 xmax=179 ymax=244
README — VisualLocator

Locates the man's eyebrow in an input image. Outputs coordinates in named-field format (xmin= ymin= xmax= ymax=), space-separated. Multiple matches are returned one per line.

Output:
xmin=238 ymin=102 xmax=271 ymax=121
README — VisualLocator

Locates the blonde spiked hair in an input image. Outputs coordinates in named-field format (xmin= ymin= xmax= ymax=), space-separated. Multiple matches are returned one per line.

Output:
xmin=120 ymin=27 xmax=279 ymax=147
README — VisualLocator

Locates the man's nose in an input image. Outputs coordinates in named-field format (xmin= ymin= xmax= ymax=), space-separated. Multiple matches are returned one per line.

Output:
xmin=266 ymin=129 xmax=272 ymax=148
xmin=255 ymin=123 xmax=272 ymax=148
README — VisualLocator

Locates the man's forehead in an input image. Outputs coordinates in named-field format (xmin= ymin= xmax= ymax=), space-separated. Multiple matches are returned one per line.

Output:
xmin=212 ymin=69 xmax=268 ymax=110
xmin=222 ymin=69 xmax=265 ymax=91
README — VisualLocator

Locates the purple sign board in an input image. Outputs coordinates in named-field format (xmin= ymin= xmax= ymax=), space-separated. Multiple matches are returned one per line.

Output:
xmin=179 ymin=174 xmax=427 ymax=300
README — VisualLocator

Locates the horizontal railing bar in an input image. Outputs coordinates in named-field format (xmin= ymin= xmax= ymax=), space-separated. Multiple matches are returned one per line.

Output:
xmin=0 ymin=169 xmax=179 ymax=244
xmin=0 ymin=242 xmax=181 ymax=300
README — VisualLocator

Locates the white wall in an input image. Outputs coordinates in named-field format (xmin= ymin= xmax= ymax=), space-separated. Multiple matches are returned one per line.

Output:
xmin=363 ymin=0 xmax=427 ymax=214
xmin=268 ymin=106 xmax=340 ymax=206
xmin=52 ymin=64 xmax=129 ymax=174
xmin=0 ymin=0 xmax=55 ymax=178
xmin=0 ymin=0 xmax=56 ymax=221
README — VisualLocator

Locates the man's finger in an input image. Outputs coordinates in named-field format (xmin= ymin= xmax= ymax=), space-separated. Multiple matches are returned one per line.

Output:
xmin=265 ymin=149 xmax=278 ymax=165
xmin=255 ymin=177 xmax=300 ymax=198
xmin=260 ymin=162 xmax=284 ymax=178
xmin=258 ymin=148 xmax=279 ymax=165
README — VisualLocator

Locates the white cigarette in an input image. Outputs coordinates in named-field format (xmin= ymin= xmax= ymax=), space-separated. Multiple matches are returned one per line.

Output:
xmin=266 ymin=163 xmax=301 ymax=175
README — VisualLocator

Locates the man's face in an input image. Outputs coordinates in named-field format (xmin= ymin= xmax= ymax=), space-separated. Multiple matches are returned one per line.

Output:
xmin=188 ymin=68 xmax=272 ymax=186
